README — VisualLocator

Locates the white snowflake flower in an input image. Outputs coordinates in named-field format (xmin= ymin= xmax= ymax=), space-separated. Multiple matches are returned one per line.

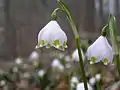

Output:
xmin=72 ymin=49 xmax=85 ymax=62
xmin=76 ymin=82 xmax=93 ymax=90
xmin=36 ymin=20 xmax=67 ymax=51
xmin=95 ymin=73 xmax=102 ymax=81
xmin=71 ymin=76 xmax=79 ymax=88
xmin=87 ymin=36 xmax=113 ymax=64
xmin=89 ymin=77 xmax=96 ymax=86
xmin=51 ymin=59 xmax=64 ymax=71
xmin=29 ymin=51 xmax=39 ymax=60
xmin=15 ymin=57 xmax=23 ymax=64
xmin=38 ymin=70 xmax=45 ymax=77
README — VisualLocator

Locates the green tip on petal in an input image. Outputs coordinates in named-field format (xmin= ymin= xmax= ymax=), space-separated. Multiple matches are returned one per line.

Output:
xmin=54 ymin=40 xmax=59 ymax=46
xmin=103 ymin=58 xmax=109 ymax=65
xmin=37 ymin=40 xmax=45 ymax=48
xmin=59 ymin=46 xmax=65 ymax=51
xmin=90 ymin=57 xmax=96 ymax=64
xmin=63 ymin=42 xmax=68 ymax=48
xmin=46 ymin=43 xmax=51 ymax=48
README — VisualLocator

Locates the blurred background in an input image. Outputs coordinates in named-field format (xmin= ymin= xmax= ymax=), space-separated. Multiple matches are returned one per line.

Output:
xmin=0 ymin=0 xmax=119 ymax=90
xmin=0 ymin=0 xmax=119 ymax=59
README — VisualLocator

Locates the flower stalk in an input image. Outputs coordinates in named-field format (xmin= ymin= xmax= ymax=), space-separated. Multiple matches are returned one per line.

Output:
xmin=108 ymin=15 xmax=120 ymax=76
xmin=51 ymin=0 xmax=88 ymax=89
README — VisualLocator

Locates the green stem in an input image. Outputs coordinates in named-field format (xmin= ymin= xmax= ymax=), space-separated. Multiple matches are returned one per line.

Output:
xmin=76 ymin=38 xmax=88 ymax=90
xmin=108 ymin=15 xmax=120 ymax=76
xmin=51 ymin=0 xmax=88 ymax=89
xmin=51 ymin=8 xmax=62 ymax=20
xmin=66 ymin=72 xmax=71 ymax=90
xmin=96 ymin=81 xmax=101 ymax=90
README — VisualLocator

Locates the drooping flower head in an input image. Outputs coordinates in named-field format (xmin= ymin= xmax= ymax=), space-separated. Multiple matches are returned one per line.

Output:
xmin=36 ymin=20 xmax=67 ymax=51
xmin=87 ymin=36 xmax=113 ymax=65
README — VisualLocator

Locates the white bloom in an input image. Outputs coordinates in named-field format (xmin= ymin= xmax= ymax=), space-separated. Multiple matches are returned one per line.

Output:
xmin=72 ymin=49 xmax=85 ymax=62
xmin=89 ymin=77 xmax=96 ymax=85
xmin=36 ymin=20 xmax=67 ymax=51
xmin=64 ymin=55 xmax=71 ymax=62
xmin=51 ymin=59 xmax=64 ymax=71
xmin=71 ymin=76 xmax=79 ymax=88
xmin=12 ymin=67 xmax=18 ymax=73
xmin=38 ymin=70 xmax=45 ymax=77
xmin=87 ymin=36 xmax=113 ymax=64
xmin=76 ymin=82 xmax=93 ymax=90
xmin=15 ymin=57 xmax=23 ymax=64
xmin=0 ymin=80 xmax=6 ymax=86
xmin=95 ymin=74 xmax=102 ymax=81
xmin=29 ymin=51 xmax=39 ymax=60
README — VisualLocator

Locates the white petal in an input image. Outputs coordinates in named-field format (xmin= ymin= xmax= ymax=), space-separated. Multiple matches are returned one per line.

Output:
xmin=72 ymin=49 xmax=85 ymax=62
xmin=76 ymin=82 xmax=93 ymax=90
xmin=38 ymin=70 xmax=45 ymax=77
xmin=29 ymin=51 xmax=39 ymax=60
xmin=71 ymin=76 xmax=79 ymax=88
xmin=37 ymin=20 xmax=67 ymax=49
xmin=51 ymin=59 xmax=61 ymax=68
xmin=87 ymin=36 xmax=113 ymax=64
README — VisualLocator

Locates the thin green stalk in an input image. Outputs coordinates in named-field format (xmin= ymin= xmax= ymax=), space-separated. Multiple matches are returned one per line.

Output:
xmin=51 ymin=0 xmax=88 ymax=89
xmin=108 ymin=15 xmax=120 ymax=76
xmin=76 ymin=38 xmax=88 ymax=90
xmin=96 ymin=81 xmax=101 ymax=90
xmin=66 ymin=72 xmax=71 ymax=90
xmin=57 ymin=0 xmax=88 ymax=89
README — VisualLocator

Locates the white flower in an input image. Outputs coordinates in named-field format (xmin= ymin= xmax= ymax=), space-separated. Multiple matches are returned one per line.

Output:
xmin=71 ymin=76 xmax=79 ymax=88
xmin=72 ymin=49 xmax=85 ymax=62
xmin=15 ymin=58 xmax=23 ymax=64
xmin=36 ymin=20 xmax=67 ymax=51
xmin=51 ymin=59 xmax=64 ymax=71
xmin=64 ymin=55 xmax=71 ymax=62
xmin=87 ymin=36 xmax=113 ymax=64
xmin=95 ymin=73 xmax=102 ymax=81
xmin=76 ymin=82 xmax=93 ymax=90
xmin=29 ymin=51 xmax=39 ymax=60
xmin=38 ymin=70 xmax=45 ymax=77
xmin=12 ymin=67 xmax=18 ymax=73
xmin=0 ymin=80 xmax=6 ymax=86
xmin=89 ymin=77 xmax=96 ymax=86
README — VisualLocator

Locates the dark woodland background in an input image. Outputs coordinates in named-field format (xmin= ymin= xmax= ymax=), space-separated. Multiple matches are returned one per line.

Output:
xmin=0 ymin=0 xmax=120 ymax=59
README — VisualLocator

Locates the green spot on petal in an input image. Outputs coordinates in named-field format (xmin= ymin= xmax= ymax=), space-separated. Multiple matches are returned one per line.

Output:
xmin=90 ymin=57 xmax=96 ymax=64
xmin=63 ymin=42 xmax=67 ymax=48
xmin=46 ymin=43 xmax=51 ymax=48
xmin=40 ymin=40 xmax=45 ymax=46
xmin=59 ymin=46 xmax=65 ymax=51
xmin=103 ymin=58 xmax=108 ymax=65
xmin=54 ymin=40 xmax=59 ymax=46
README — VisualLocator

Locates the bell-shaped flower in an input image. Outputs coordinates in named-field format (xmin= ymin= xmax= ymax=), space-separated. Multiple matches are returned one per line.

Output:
xmin=72 ymin=49 xmax=85 ymax=62
xmin=76 ymin=82 xmax=93 ymax=90
xmin=29 ymin=51 xmax=39 ymax=60
xmin=87 ymin=36 xmax=113 ymax=65
xmin=38 ymin=69 xmax=45 ymax=77
xmin=51 ymin=59 xmax=64 ymax=71
xmin=36 ymin=20 xmax=67 ymax=51
xmin=71 ymin=76 xmax=79 ymax=88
